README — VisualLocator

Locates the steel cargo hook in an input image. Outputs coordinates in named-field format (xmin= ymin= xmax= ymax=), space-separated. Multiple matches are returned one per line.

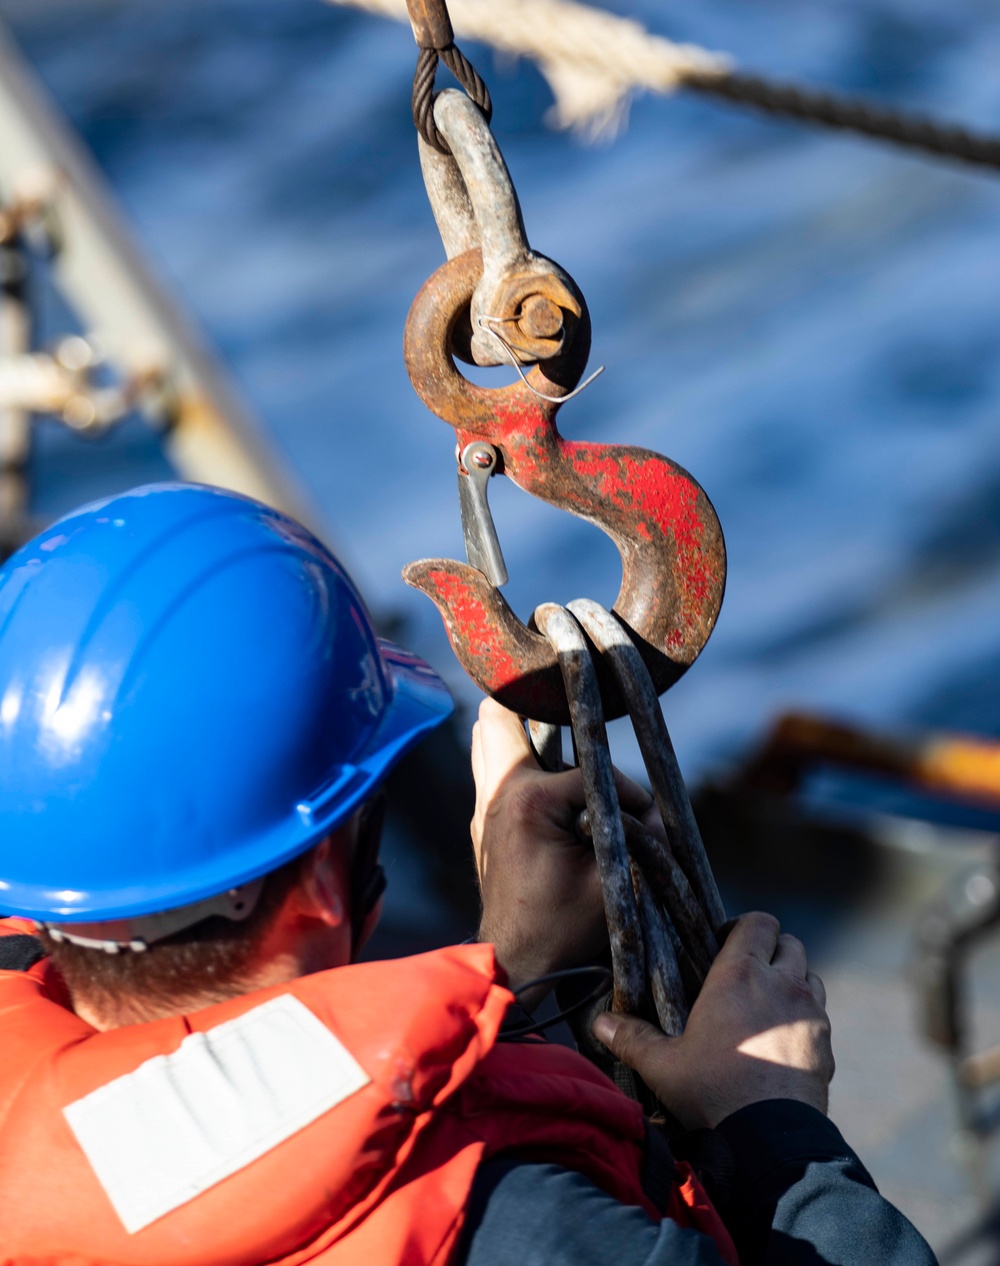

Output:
xmin=402 ymin=249 xmax=728 ymax=726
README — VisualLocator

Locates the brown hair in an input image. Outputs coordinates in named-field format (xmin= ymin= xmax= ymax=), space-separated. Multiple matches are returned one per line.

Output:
xmin=38 ymin=849 xmax=313 ymax=1019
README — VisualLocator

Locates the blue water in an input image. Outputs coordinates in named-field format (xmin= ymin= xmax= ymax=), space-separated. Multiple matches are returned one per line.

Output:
xmin=7 ymin=0 xmax=1000 ymax=788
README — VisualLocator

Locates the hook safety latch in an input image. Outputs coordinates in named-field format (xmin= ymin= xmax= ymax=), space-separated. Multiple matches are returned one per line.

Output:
xmin=457 ymin=440 xmax=507 ymax=588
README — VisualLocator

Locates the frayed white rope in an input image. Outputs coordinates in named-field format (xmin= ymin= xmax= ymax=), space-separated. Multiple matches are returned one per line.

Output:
xmin=326 ymin=0 xmax=731 ymax=139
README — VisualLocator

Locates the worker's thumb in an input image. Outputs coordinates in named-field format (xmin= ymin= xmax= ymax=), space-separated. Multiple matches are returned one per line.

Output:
xmin=592 ymin=1010 xmax=675 ymax=1086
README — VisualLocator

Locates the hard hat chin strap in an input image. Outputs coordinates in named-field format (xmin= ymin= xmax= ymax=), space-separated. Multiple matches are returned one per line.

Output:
xmin=38 ymin=878 xmax=266 ymax=954
xmin=41 ymin=794 xmax=389 ymax=958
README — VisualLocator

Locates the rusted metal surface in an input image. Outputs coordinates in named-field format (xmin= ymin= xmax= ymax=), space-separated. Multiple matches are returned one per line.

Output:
xmin=402 ymin=24 xmax=726 ymax=1050
xmin=405 ymin=86 xmax=725 ymax=725
xmin=402 ymin=248 xmax=726 ymax=725
xmin=405 ymin=0 xmax=453 ymax=49
xmin=419 ymin=88 xmax=579 ymax=366
xmin=525 ymin=601 xmax=727 ymax=1037
xmin=517 ymin=293 xmax=563 ymax=341
xmin=622 ymin=812 xmax=714 ymax=983
xmin=417 ymin=90 xmax=583 ymax=368
xmin=533 ymin=602 xmax=645 ymax=1013
xmin=631 ymin=862 xmax=688 ymax=1035
xmin=552 ymin=599 xmax=723 ymax=1029
xmin=527 ymin=718 xmax=563 ymax=772
xmin=569 ymin=598 xmax=725 ymax=930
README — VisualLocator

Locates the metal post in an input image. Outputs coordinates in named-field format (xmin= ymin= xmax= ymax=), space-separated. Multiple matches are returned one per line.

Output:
xmin=0 ymin=20 xmax=315 ymax=528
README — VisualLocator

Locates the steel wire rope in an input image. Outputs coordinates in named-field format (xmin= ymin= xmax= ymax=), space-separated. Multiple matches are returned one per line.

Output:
xmin=338 ymin=0 xmax=1000 ymax=174
xmin=684 ymin=71 xmax=1000 ymax=174
xmin=412 ymin=43 xmax=492 ymax=153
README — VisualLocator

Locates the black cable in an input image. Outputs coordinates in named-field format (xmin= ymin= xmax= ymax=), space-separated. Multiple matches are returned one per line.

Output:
xmin=684 ymin=70 xmax=1000 ymax=174
xmin=498 ymin=965 xmax=614 ymax=1040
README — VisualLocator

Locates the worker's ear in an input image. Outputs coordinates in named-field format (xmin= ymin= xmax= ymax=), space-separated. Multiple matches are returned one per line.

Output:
xmin=297 ymin=829 xmax=352 ymax=928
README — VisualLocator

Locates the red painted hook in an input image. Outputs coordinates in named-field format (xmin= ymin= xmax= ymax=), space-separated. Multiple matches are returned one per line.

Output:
xmin=402 ymin=249 xmax=727 ymax=725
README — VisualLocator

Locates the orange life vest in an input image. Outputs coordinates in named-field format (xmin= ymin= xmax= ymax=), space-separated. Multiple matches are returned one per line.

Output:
xmin=0 ymin=921 xmax=737 ymax=1266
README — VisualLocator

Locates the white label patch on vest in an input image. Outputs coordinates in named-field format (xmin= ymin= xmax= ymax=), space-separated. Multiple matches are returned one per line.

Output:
xmin=62 ymin=994 xmax=370 ymax=1234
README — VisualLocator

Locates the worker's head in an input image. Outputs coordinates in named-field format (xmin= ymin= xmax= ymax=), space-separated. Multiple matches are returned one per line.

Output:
xmin=0 ymin=483 xmax=453 ymax=1021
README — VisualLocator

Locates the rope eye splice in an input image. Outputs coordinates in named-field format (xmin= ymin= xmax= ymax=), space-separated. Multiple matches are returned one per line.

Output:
xmin=405 ymin=0 xmax=492 ymax=156
xmin=401 ymin=0 xmax=727 ymax=1092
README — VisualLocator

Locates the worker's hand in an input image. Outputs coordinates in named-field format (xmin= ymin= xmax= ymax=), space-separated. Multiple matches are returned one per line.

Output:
xmin=593 ymin=912 xmax=834 ymax=1129
xmin=471 ymin=697 xmax=654 ymax=1006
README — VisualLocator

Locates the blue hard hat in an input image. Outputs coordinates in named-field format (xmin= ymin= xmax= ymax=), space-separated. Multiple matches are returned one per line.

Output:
xmin=0 ymin=483 xmax=453 ymax=922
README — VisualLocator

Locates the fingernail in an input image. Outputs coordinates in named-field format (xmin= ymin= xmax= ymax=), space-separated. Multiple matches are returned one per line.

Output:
xmin=592 ymin=1012 xmax=618 ymax=1046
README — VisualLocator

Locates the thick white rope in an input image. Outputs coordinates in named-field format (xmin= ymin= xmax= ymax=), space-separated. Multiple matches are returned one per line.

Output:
xmin=325 ymin=0 xmax=731 ymax=137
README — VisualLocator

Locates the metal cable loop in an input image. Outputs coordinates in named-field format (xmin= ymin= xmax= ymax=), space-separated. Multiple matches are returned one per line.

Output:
xmin=567 ymin=599 xmax=726 ymax=933
xmin=412 ymin=43 xmax=493 ymax=153
xmin=685 ymin=71 xmax=1000 ymax=173
xmin=532 ymin=599 xmax=727 ymax=1028
xmin=440 ymin=44 xmax=493 ymax=120
xmin=412 ymin=47 xmax=445 ymax=151
xmin=533 ymin=602 xmax=646 ymax=1015
xmin=631 ymin=862 xmax=688 ymax=1035
xmin=622 ymin=813 xmax=715 ymax=985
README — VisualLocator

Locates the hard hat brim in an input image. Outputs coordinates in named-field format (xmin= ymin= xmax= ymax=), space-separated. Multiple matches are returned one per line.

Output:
xmin=1 ymin=642 xmax=454 ymax=923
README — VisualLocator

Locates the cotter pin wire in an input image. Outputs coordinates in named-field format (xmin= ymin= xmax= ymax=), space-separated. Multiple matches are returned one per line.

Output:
xmin=477 ymin=315 xmax=605 ymax=404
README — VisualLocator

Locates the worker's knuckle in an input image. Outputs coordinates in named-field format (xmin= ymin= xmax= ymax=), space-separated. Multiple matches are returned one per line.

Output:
xmin=508 ymin=778 xmax=555 ymax=826
xmin=748 ymin=910 xmax=781 ymax=937
xmin=782 ymin=973 xmax=817 ymax=1007
xmin=720 ymin=957 xmax=758 ymax=990
xmin=480 ymin=795 xmax=513 ymax=842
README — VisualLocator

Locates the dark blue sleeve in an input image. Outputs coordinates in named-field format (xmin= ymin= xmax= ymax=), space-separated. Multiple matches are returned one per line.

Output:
xmin=459 ymin=1158 xmax=729 ymax=1266
xmin=713 ymin=1100 xmax=938 ymax=1265
xmin=457 ymin=1101 xmax=937 ymax=1266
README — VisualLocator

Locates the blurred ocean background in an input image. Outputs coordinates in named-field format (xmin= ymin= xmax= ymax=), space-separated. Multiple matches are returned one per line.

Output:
xmin=4 ymin=2 xmax=1000 ymax=1255
xmin=7 ymin=0 xmax=1000 ymax=787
